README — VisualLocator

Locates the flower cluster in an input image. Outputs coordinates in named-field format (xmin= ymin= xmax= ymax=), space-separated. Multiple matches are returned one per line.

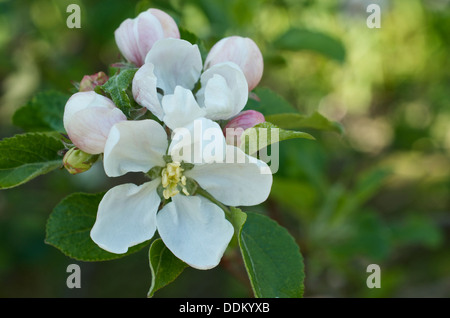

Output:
xmin=63 ymin=8 xmax=272 ymax=269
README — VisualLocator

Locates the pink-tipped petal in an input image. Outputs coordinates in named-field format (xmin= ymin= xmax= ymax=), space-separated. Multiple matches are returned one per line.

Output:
xmin=149 ymin=8 xmax=180 ymax=39
xmin=63 ymin=92 xmax=126 ymax=154
xmin=205 ymin=36 xmax=264 ymax=91
xmin=223 ymin=110 xmax=265 ymax=146
xmin=114 ymin=9 xmax=180 ymax=67
xmin=135 ymin=11 xmax=164 ymax=66
xmin=114 ymin=19 xmax=141 ymax=66
xmin=66 ymin=107 xmax=126 ymax=154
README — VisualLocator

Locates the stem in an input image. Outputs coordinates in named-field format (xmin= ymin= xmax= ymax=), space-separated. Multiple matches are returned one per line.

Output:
xmin=195 ymin=187 xmax=231 ymax=216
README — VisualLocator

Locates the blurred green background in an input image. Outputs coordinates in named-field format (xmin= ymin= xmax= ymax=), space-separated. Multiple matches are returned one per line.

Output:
xmin=0 ymin=0 xmax=449 ymax=297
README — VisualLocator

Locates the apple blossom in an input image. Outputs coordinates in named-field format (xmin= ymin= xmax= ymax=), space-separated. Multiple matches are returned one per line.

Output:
xmin=79 ymin=71 xmax=109 ymax=92
xmin=223 ymin=110 xmax=266 ymax=146
xmin=132 ymin=38 xmax=248 ymax=124
xmin=90 ymin=118 xmax=272 ymax=269
xmin=114 ymin=8 xmax=180 ymax=67
xmin=204 ymin=36 xmax=264 ymax=91
xmin=63 ymin=91 xmax=127 ymax=154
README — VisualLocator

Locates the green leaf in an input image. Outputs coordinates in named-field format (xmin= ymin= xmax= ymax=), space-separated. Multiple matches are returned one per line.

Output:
xmin=46 ymin=192 xmax=149 ymax=261
xmin=12 ymin=90 xmax=69 ymax=133
xmin=274 ymin=28 xmax=346 ymax=63
xmin=265 ymin=111 xmax=344 ymax=134
xmin=245 ymin=87 xmax=297 ymax=116
xmin=244 ymin=88 xmax=343 ymax=134
xmin=237 ymin=212 xmax=305 ymax=298
xmin=240 ymin=121 xmax=315 ymax=155
xmin=148 ymin=238 xmax=187 ymax=298
xmin=0 ymin=132 xmax=64 ymax=189
xmin=99 ymin=68 xmax=137 ymax=117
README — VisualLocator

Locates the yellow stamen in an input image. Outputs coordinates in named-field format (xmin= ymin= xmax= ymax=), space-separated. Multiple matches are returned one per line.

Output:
xmin=161 ymin=162 xmax=190 ymax=199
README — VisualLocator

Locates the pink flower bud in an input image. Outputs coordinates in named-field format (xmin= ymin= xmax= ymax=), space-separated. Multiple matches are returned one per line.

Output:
xmin=205 ymin=36 xmax=264 ymax=91
xmin=63 ymin=92 xmax=127 ymax=154
xmin=79 ymin=72 xmax=109 ymax=92
xmin=114 ymin=9 xmax=180 ymax=67
xmin=223 ymin=110 xmax=265 ymax=146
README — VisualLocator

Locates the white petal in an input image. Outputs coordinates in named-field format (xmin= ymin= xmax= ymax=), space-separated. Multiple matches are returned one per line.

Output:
xmin=156 ymin=195 xmax=234 ymax=270
xmin=104 ymin=120 xmax=168 ymax=177
xmin=196 ymin=62 xmax=248 ymax=120
xmin=168 ymin=118 xmax=226 ymax=165
xmin=145 ymin=38 xmax=202 ymax=95
xmin=90 ymin=180 xmax=161 ymax=254
xmin=132 ymin=63 xmax=163 ymax=120
xmin=162 ymin=86 xmax=206 ymax=130
xmin=204 ymin=36 xmax=264 ymax=91
xmin=185 ymin=146 xmax=273 ymax=206
xmin=135 ymin=11 xmax=165 ymax=66
xmin=63 ymin=91 xmax=116 ymax=131
xmin=114 ymin=18 xmax=141 ymax=66
xmin=114 ymin=9 xmax=178 ymax=67
xmin=66 ymin=107 xmax=126 ymax=154
xmin=148 ymin=8 xmax=180 ymax=39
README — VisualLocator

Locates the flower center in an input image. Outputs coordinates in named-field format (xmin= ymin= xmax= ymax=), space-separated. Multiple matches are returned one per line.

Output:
xmin=161 ymin=161 xmax=189 ymax=199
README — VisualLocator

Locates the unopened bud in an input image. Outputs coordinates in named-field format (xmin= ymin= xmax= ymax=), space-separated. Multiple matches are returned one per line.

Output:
xmin=114 ymin=8 xmax=180 ymax=67
xmin=79 ymin=72 xmax=109 ymax=92
xmin=63 ymin=91 xmax=127 ymax=154
xmin=223 ymin=110 xmax=265 ymax=146
xmin=63 ymin=147 xmax=99 ymax=175
xmin=204 ymin=36 xmax=264 ymax=91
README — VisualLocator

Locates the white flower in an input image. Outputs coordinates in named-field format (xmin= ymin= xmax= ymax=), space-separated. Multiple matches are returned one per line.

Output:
xmin=132 ymin=38 xmax=248 ymax=126
xmin=90 ymin=118 xmax=272 ymax=269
